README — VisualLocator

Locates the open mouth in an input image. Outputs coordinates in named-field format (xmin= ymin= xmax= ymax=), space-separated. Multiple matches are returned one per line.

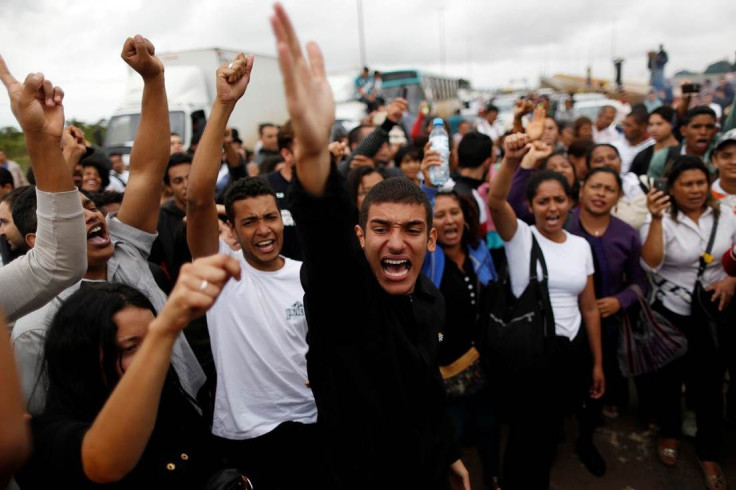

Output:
xmin=545 ymin=215 xmax=561 ymax=226
xmin=443 ymin=226 xmax=459 ymax=240
xmin=254 ymin=239 xmax=276 ymax=254
xmin=87 ymin=223 xmax=110 ymax=247
xmin=381 ymin=257 xmax=411 ymax=280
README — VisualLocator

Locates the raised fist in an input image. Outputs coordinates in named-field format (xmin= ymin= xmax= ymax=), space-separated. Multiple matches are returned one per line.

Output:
xmin=0 ymin=55 xmax=65 ymax=139
xmin=216 ymin=53 xmax=254 ymax=105
xmin=387 ymin=98 xmax=407 ymax=123
xmin=503 ymin=133 xmax=532 ymax=162
xmin=61 ymin=125 xmax=87 ymax=166
xmin=121 ymin=35 xmax=164 ymax=80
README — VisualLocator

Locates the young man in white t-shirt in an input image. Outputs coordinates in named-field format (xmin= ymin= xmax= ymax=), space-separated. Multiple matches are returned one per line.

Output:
xmin=186 ymin=54 xmax=319 ymax=489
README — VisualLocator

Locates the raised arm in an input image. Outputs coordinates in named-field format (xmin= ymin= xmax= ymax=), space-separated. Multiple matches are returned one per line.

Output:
xmin=0 ymin=57 xmax=73 ymax=192
xmin=641 ymin=188 xmax=670 ymax=269
xmin=487 ymin=133 xmax=531 ymax=241
xmin=81 ymin=255 xmax=241 ymax=484
xmin=186 ymin=54 xmax=254 ymax=258
xmin=116 ymin=36 xmax=170 ymax=234
xmin=271 ymin=3 xmax=334 ymax=197
xmin=0 ymin=57 xmax=86 ymax=321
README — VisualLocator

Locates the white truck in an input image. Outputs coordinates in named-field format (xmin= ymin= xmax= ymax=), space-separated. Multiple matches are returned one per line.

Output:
xmin=104 ymin=48 xmax=288 ymax=154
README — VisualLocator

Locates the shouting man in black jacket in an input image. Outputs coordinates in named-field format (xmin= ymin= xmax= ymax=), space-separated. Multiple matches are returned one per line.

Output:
xmin=271 ymin=4 xmax=469 ymax=489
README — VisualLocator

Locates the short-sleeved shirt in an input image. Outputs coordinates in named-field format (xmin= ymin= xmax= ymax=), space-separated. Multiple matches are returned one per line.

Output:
xmin=639 ymin=204 xmax=736 ymax=316
xmin=504 ymin=220 xmax=595 ymax=340
xmin=207 ymin=240 xmax=316 ymax=440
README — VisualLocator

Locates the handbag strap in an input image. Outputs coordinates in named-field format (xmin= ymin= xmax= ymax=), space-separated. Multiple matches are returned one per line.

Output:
xmin=697 ymin=212 xmax=719 ymax=280
xmin=529 ymin=233 xmax=555 ymax=338
xmin=529 ymin=233 xmax=549 ymax=281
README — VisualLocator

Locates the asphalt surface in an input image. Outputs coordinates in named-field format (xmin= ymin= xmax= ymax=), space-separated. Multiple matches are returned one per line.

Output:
xmin=462 ymin=389 xmax=735 ymax=489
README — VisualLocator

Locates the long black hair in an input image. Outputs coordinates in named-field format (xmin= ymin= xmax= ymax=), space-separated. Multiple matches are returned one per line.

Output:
xmin=41 ymin=283 xmax=156 ymax=421
xmin=435 ymin=190 xmax=481 ymax=249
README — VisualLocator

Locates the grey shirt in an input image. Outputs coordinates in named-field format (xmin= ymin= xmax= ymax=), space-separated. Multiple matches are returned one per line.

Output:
xmin=12 ymin=213 xmax=206 ymax=414
xmin=0 ymin=189 xmax=86 ymax=322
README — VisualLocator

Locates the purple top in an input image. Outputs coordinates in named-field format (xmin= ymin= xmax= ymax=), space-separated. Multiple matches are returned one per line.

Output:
xmin=566 ymin=207 xmax=648 ymax=310
xmin=509 ymin=167 xmax=535 ymax=224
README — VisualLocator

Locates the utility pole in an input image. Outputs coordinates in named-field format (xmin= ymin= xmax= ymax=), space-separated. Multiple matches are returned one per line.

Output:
xmin=357 ymin=0 xmax=367 ymax=67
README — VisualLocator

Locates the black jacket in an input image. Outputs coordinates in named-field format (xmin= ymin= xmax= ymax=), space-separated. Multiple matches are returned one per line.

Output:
xmin=289 ymin=170 xmax=459 ymax=489
xmin=149 ymin=200 xmax=190 ymax=289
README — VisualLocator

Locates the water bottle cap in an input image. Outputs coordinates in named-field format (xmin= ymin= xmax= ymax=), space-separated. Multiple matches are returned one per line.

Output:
xmin=432 ymin=118 xmax=444 ymax=126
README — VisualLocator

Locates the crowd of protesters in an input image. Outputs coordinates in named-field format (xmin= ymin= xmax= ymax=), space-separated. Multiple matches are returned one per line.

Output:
xmin=1 ymin=4 xmax=736 ymax=490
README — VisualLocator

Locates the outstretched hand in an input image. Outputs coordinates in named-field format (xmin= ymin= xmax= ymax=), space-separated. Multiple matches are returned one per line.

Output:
xmin=520 ymin=140 xmax=552 ymax=169
xmin=525 ymin=105 xmax=547 ymax=141
xmin=271 ymin=3 xmax=334 ymax=162
xmin=0 ymin=56 xmax=65 ymax=139
xmin=121 ymin=35 xmax=164 ymax=81
xmin=216 ymin=53 xmax=255 ymax=104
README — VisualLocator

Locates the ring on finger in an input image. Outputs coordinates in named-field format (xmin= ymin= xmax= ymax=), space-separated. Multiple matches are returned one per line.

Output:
xmin=228 ymin=62 xmax=233 ymax=69
xmin=199 ymin=280 xmax=209 ymax=291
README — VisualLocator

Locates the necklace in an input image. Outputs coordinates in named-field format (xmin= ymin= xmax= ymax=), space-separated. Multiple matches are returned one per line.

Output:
xmin=580 ymin=215 xmax=609 ymax=237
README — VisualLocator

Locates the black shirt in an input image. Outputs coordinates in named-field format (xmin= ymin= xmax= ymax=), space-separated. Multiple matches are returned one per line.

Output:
xmin=17 ymin=373 xmax=220 ymax=489
xmin=149 ymin=200 xmax=191 ymax=287
xmin=438 ymin=254 xmax=480 ymax=366
xmin=265 ymin=171 xmax=303 ymax=261
xmin=288 ymin=170 xmax=459 ymax=489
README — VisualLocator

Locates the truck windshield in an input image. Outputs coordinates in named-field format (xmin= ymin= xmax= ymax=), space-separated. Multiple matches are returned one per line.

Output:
xmin=105 ymin=111 xmax=186 ymax=148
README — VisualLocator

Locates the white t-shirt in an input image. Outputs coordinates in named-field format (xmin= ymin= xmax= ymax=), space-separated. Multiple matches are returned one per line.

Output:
xmin=504 ymin=220 xmax=595 ymax=340
xmin=208 ymin=240 xmax=317 ymax=440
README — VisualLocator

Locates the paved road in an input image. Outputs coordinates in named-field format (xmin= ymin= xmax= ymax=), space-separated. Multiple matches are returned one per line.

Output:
xmin=464 ymin=406 xmax=735 ymax=489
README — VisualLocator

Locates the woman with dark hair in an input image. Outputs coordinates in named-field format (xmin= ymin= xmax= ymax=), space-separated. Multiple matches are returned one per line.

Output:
xmin=346 ymin=165 xmax=384 ymax=212
xmin=421 ymin=190 xmax=499 ymax=489
xmin=488 ymin=133 xmax=604 ymax=488
xmin=630 ymin=106 xmax=680 ymax=176
xmin=640 ymin=155 xmax=736 ymax=489
xmin=587 ymin=143 xmax=651 ymax=229
xmin=507 ymin=140 xmax=578 ymax=226
xmin=573 ymin=116 xmax=594 ymax=141
xmin=567 ymin=167 xmax=648 ymax=419
xmin=394 ymin=145 xmax=422 ymax=185
xmin=17 ymin=255 xmax=245 ymax=489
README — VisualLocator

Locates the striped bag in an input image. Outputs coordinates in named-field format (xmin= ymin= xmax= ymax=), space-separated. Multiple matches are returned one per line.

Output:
xmin=617 ymin=285 xmax=688 ymax=377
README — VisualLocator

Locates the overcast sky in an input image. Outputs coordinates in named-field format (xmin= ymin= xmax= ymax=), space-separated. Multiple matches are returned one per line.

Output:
xmin=1 ymin=0 xmax=734 ymax=129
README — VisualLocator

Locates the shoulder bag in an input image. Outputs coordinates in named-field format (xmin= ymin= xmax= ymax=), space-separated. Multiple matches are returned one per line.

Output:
xmin=482 ymin=234 xmax=555 ymax=374
xmin=617 ymin=285 xmax=688 ymax=377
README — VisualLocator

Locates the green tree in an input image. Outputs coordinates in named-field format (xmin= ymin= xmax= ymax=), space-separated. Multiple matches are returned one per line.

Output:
xmin=0 ymin=119 xmax=108 ymax=172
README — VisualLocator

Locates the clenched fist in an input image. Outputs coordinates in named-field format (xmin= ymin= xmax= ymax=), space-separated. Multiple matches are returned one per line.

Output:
xmin=0 ymin=56 xmax=65 ymax=139
xmin=121 ymin=35 xmax=164 ymax=80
